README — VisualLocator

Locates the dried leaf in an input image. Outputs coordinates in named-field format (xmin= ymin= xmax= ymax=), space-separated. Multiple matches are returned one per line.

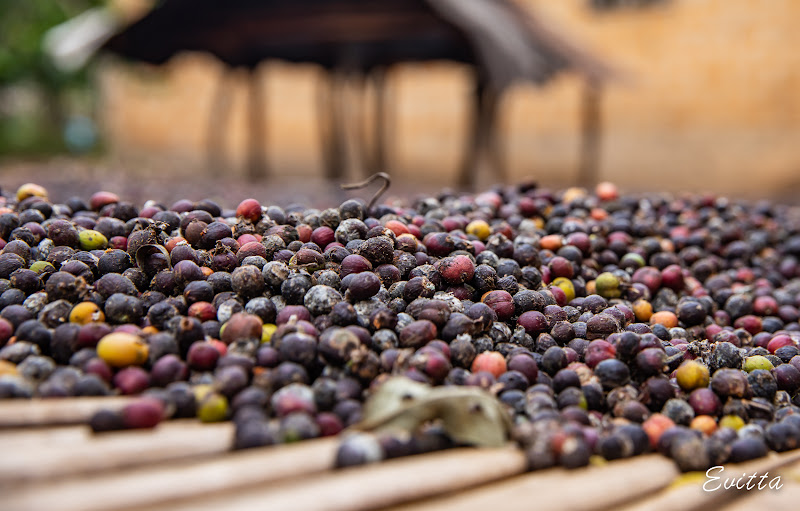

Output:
xmin=429 ymin=388 xmax=512 ymax=448
xmin=357 ymin=377 xmax=433 ymax=430
xmin=355 ymin=377 xmax=512 ymax=448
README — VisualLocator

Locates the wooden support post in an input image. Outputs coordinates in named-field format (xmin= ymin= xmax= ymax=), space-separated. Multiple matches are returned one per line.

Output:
xmin=206 ymin=70 xmax=233 ymax=174
xmin=485 ymin=87 xmax=507 ymax=185
xmin=354 ymin=72 xmax=372 ymax=176
xmin=372 ymin=67 xmax=389 ymax=174
xmin=357 ymin=68 xmax=389 ymax=177
xmin=245 ymin=68 xmax=268 ymax=180
xmin=458 ymin=76 xmax=486 ymax=191
xmin=458 ymin=74 xmax=504 ymax=191
xmin=318 ymin=71 xmax=347 ymax=181
xmin=578 ymin=81 xmax=602 ymax=188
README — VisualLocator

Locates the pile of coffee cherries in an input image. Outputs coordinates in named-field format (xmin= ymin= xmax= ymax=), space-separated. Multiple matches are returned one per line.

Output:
xmin=1 ymin=181 xmax=800 ymax=471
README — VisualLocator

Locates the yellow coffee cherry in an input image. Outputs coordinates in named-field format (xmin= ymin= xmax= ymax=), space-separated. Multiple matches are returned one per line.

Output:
xmin=675 ymin=360 xmax=710 ymax=392
xmin=466 ymin=220 xmax=491 ymax=241
xmin=69 ymin=302 xmax=105 ymax=325
xmin=719 ymin=415 xmax=745 ymax=431
xmin=16 ymin=183 xmax=48 ymax=202
xmin=0 ymin=360 xmax=18 ymax=376
xmin=97 ymin=332 xmax=148 ymax=367
xmin=262 ymin=323 xmax=277 ymax=344
xmin=632 ymin=299 xmax=653 ymax=322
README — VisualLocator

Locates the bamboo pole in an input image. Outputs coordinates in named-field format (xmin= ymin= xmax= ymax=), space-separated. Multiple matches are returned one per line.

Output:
xmin=618 ymin=450 xmax=800 ymax=511
xmin=0 ymin=424 xmax=90 ymax=449
xmin=723 ymin=482 xmax=800 ymax=511
xmin=7 ymin=437 xmax=340 ymax=511
xmin=577 ymin=81 xmax=602 ymax=188
xmin=206 ymin=69 xmax=234 ymax=174
xmin=0 ymin=420 xmax=233 ymax=485
xmin=390 ymin=454 xmax=679 ymax=511
xmin=0 ymin=396 xmax=134 ymax=427
xmin=142 ymin=445 xmax=527 ymax=511
xmin=245 ymin=66 xmax=268 ymax=180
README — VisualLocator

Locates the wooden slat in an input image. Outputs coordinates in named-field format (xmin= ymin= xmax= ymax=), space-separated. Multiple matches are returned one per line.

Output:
xmin=0 ymin=419 xmax=216 ymax=452
xmin=617 ymin=449 xmax=800 ymax=511
xmin=141 ymin=445 xmax=528 ymax=511
xmin=0 ymin=420 xmax=233 ymax=485
xmin=0 ymin=424 xmax=90 ymax=449
xmin=722 ymin=457 xmax=800 ymax=511
xmin=0 ymin=396 xmax=134 ymax=427
xmin=6 ymin=437 xmax=340 ymax=511
xmin=4 ymin=394 xmax=800 ymax=511
xmin=388 ymin=454 xmax=680 ymax=511
xmin=722 ymin=483 xmax=800 ymax=511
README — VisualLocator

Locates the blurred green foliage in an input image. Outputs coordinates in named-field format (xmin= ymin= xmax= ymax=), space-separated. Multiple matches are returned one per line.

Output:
xmin=0 ymin=0 xmax=105 ymax=156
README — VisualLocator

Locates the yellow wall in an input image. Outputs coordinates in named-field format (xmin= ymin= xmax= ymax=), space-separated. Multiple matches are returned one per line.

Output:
xmin=99 ymin=0 xmax=800 ymax=197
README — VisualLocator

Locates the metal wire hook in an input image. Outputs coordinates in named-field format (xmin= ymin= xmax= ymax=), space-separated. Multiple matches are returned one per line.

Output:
xmin=340 ymin=172 xmax=391 ymax=213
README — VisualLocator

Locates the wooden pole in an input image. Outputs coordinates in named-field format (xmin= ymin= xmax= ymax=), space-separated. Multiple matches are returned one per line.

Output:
xmin=142 ymin=445 xmax=527 ymax=511
xmin=372 ymin=67 xmax=389 ymax=174
xmin=578 ymin=80 xmax=602 ymax=188
xmin=485 ymin=88 xmax=507 ymax=185
xmin=0 ymin=421 xmax=233 ymax=485
xmin=355 ymin=72 xmax=373 ymax=176
xmin=245 ymin=67 xmax=269 ymax=180
xmin=617 ymin=449 xmax=800 ymax=511
xmin=0 ymin=424 xmax=89 ymax=450
xmin=6 ymin=437 xmax=339 ymax=511
xmin=318 ymin=71 xmax=347 ymax=180
xmin=357 ymin=68 xmax=389 ymax=177
xmin=0 ymin=396 xmax=133 ymax=427
xmin=458 ymin=75 xmax=487 ymax=190
xmin=206 ymin=70 xmax=233 ymax=174
xmin=390 ymin=454 xmax=679 ymax=511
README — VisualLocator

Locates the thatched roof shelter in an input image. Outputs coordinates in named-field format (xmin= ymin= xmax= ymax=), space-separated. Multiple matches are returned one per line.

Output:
xmin=101 ymin=0 xmax=612 ymax=186
xmin=104 ymin=0 xmax=608 ymax=86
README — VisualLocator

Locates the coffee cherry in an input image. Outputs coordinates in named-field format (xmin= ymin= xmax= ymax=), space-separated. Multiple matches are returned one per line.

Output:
xmin=96 ymin=332 xmax=148 ymax=367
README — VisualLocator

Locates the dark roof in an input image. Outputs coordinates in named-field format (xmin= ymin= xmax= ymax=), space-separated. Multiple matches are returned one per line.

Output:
xmin=103 ymin=0 xmax=611 ymax=89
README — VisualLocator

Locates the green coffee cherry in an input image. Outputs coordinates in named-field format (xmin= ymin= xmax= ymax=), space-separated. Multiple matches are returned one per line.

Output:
xmin=79 ymin=229 xmax=108 ymax=250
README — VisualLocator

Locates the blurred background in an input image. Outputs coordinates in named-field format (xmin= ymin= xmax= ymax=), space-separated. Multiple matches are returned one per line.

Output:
xmin=1 ymin=0 xmax=799 ymax=206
